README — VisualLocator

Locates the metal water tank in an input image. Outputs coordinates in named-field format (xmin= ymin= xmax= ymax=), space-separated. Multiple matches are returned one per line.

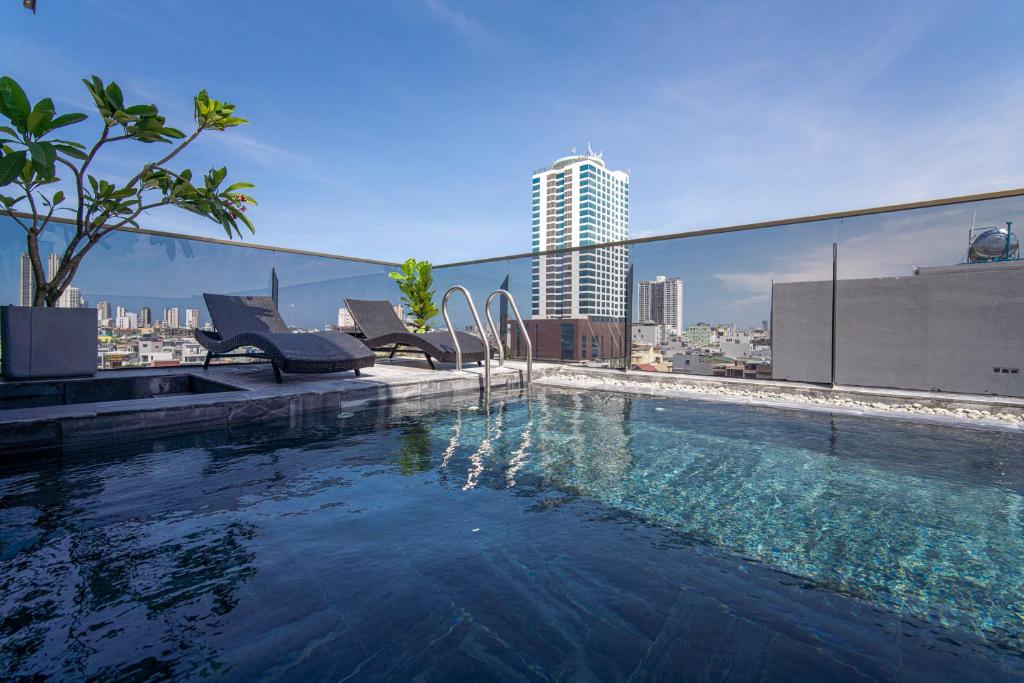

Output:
xmin=968 ymin=227 xmax=1019 ymax=261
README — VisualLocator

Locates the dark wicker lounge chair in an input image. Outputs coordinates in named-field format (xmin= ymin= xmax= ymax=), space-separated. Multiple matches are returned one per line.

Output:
xmin=195 ymin=294 xmax=375 ymax=383
xmin=344 ymin=299 xmax=487 ymax=369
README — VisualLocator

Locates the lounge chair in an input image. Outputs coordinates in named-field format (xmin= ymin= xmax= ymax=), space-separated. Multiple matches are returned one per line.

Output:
xmin=344 ymin=299 xmax=488 ymax=369
xmin=195 ymin=294 xmax=375 ymax=383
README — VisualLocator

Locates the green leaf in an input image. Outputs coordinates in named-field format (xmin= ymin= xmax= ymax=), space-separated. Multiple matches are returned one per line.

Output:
xmin=0 ymin=125 xmax=18 ymax=138
xmin=104 ymin=82 xmax=124 ymax=110
xmin=53 ymin=143 xmax=88 ymax=160
xmin=40 ymin=112 xmax=87 ymax=136
xmin=0 ymin=76 xmax=31 ymax=130
xmin=26 ymin=97 xmax=55 ymax=135
xmin=52 ymin=190 xmax=64 ymax=204
xmin=224 ymin=181 xmax=255 ymax=192
xmin=27 ymin=141 xmax=56 ymax=175
xmin=0 ymin=149 xmax=26 ymax=186
xmin=124 ymin=104 xmax=156 ymax=116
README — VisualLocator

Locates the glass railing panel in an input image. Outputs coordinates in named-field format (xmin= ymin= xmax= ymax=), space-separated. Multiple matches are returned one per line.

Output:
xmin=270 ymin=249 xmax=396 ymax=333
xmin=496 ymin=245 xmax=629 ymax=365
xmin=831 ymin=195 xmax=1024 ymax=397
xmin=1 ymin=217 xmax=397 ymax=370
xmin=628 ymin=218 xmax=841 ymax=381
xmin=431 ymin=258 xmax=512 ymax=339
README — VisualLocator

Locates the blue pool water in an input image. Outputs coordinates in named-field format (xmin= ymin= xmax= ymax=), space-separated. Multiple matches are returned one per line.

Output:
xmin=1 ymin=387 xmax=1023 ymax=679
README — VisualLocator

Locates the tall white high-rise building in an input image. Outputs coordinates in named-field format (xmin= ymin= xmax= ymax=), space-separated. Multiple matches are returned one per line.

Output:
xmin=531 ymin=147 xmax=629 ymax=320
xmin=163 ymin=307 xmax=180 ymax=329
xmin=47 ymin=253 xmax=60 ymax=282
xmin=19 ymin=253 xmax=35 ymax=306
xmin=97 ymin=301 xmax=111 ymax=322
xmin=59 ymin=286 xmax=83 ymax=309
xmin=115 ymin=312 xmax=138 ymax=329
xmin=185 ymin=308 xmax=201 ymax=330
xmin=638 ymin=275 xmax=683 ymax=335
xmin=139 ymin=307 xmax=152 ymax=327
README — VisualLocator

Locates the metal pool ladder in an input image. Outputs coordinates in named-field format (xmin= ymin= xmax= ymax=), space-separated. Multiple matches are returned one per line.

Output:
xmin=440 ymin=286 xmax=533 ymax=395
xmin=441 ymin=286 xmax=491 ymax=373
xmin=484 ymin=289 xmax=532 ymax=390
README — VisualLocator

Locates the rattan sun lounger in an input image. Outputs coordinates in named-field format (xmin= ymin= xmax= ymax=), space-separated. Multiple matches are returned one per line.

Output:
xmin=344 ymin=299 xmax=487 ymax=369
xmin=195 ymin=294 xmax=375 ymax=383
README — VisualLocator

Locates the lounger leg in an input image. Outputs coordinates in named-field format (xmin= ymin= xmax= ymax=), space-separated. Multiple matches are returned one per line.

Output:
xmin=477 ymin=360 xmax=482 ymax=367
xmin=424 ymin=353 xmax=436 ymax=370
xmin=203 ymin=351 xmax=212 ymax=369
xmin=389 ymin=344 xmax=400 ymax=359
xmin=271 ymin=361 xmax=283 ymax=384
xmin=354 ymin=368 xmax=361 ymax=377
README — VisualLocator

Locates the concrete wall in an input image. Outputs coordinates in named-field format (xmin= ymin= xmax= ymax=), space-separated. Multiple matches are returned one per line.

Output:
xmin=772 ymin=262 xmax=1024 ymax=396
xmin=770 ymin=281 xmax=833 ymax=384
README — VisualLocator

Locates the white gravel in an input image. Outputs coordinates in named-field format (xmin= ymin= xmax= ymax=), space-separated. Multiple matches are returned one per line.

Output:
xmin=540 ymin=373 xmax=1024 ymax=428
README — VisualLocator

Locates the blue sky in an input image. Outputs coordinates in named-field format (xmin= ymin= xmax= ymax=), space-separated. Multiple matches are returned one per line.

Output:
xmin=6 ymin=0 xmax=1023 ymax=265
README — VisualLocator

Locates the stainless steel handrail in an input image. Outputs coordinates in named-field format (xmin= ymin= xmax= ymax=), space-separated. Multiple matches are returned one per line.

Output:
xmin=441 ymin=286 xmax=492 ymax=381
xmin=484 ymin=289 xmax=532 ymax=389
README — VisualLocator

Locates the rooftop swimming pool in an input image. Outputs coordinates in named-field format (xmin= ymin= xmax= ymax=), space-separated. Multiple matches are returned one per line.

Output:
xmin=1 ymin=387 xmax=1022 ymax=679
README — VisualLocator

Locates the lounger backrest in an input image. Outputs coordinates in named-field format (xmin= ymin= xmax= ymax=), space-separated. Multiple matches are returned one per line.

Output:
xmin=203 ymin=294 xmax=290 ymax=339
xmin=344 ymin=299 xmax=406 ymax=339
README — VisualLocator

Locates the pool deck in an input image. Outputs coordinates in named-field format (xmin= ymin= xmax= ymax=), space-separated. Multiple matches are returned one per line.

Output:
xmin=4 ymin=360 xmax=1024 ymax=454
xmin=0 ymin=358 xmax=546 ymax=454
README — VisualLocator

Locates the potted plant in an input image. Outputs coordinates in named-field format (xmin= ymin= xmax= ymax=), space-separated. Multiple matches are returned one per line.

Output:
xmin=0 ymin=75 xmax=256 ymax=380
xmin=388 ymin=258 xmax=438 ymax=332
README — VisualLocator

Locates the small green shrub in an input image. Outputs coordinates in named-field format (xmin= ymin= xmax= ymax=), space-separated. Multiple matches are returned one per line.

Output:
xmin=389 ymin=258 xmax=438 ymax=332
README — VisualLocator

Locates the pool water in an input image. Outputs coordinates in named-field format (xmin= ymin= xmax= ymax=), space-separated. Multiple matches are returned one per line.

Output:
xmin=2 ymin=387 xmax=1023 ymax=679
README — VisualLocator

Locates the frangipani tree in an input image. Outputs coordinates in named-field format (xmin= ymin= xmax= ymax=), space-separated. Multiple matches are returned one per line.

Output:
xmin=0 ymin=75 xmax=256 ymax=307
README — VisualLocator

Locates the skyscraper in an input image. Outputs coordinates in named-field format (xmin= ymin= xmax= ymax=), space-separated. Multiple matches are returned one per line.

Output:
xmin=139 ymin=307 xmax=152 ymax=327
xmin=185 ymin=308 xmax=200 ymax=330
xmin=97 ymin=301 xmax=111 ymax=322
xmin=638 ymin=275 xmax=683 ymax=335
xmin=163 ymin=307 xmax=180 ymax=329
xmin=19 ymin=253 xmax=35 ymax=306
xmin=531 ymin=147 xmax=629 ymax=320
xmin=59 ymin=287 xmax=82 ymax=309
xmin=47 ymin=253 xmax=60 ymax=282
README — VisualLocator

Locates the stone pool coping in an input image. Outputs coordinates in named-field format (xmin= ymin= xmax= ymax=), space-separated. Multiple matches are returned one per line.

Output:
xmin=4 ymin=361 xmax=1023 ymax=454
xmin=537 ymin=367 xmax=1024 ymax=432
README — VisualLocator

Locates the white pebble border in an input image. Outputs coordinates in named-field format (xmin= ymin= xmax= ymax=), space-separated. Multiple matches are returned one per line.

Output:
xmin=538 ymin=373 xmax=1024 ymax=430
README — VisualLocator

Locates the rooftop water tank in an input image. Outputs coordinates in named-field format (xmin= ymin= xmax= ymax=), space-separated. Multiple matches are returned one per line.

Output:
xmin=968 ymin=225 xmax=1019 ymax=262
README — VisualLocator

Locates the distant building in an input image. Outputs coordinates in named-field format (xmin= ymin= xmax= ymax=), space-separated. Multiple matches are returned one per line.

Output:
xmin=115 ymin=305 xmax=126 ymax=321
xmin=185 ymin=308 xmax=201 ymax=330
xmin=638 ymin=275 xmax=683 ymax=335
xmin=672 ymin=350 xmax=717 ymax=376
xmin=18 ymin=253 xmax=35 ymax=306
xmin=115 ymin=312 xmax=138 ymax=329
xmin=163 ymin=307 xmax=180 ymax=329
xmin=683 ymin=323 xmax=716 ymax=348
xmin=510 ymin=318 xmax=627 ymax=363
xmin=631 ymin=321 xmax=669 ymax=347
xmin=139 ymin=307 xmax=152 ymax=327
xmin=719 ymin=330 xmax=753 ymax=360
xmin=531 ymin=148 xmax=629 ymax=321
xmin=337 ymin=307 xmax=356 ymax=331
xmin=58 ymin=286 xmax=82 ymax=309
xmin=772 ymin=260 xmax=1024 ymax=396
xmin=97 ymin=301 xmax=111 ymax=322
